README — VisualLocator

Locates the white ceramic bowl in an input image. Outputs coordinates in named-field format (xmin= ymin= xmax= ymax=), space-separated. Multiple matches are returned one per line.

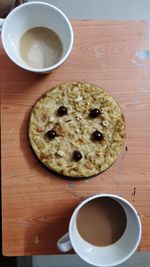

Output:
xmin=1 ymin=1 xmax=74 ymax=73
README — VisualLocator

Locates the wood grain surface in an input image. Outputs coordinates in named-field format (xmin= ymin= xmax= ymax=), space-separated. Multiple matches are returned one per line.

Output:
xmin=1 ymin=21 xmax=150 ymax=256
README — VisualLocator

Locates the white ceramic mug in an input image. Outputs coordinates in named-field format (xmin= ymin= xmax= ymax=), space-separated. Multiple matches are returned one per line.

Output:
xmin=57 ymin=193 xmax=142 ymax=267
xmin=0 ymin=1 xmax=73 ymax=73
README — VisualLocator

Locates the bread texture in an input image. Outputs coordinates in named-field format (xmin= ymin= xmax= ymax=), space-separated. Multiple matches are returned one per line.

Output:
xmin=28 ymin=82 xmax=125 ymax=178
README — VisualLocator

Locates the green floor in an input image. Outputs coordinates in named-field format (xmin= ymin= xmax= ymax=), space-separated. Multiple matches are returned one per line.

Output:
xmin=30 ymin=0 xmax=150 ymax=20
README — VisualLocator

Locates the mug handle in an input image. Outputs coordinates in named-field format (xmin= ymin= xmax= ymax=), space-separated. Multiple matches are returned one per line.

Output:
xmin=57 ymin=232 xmax=72 ymax=252
xmin=0 ymin=18 xmax=5 ymax=32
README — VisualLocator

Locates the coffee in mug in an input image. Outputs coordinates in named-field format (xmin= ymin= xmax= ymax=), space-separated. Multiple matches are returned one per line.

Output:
xmin=76 ymin=197 xmax=127 ymax=247
xmin=20 ymin=27 xmax=63 ymax=69
xmin=0 ymin=2 xmax=73 ymax=73
xmin=57 ymin=194 xmax=142 ymax=267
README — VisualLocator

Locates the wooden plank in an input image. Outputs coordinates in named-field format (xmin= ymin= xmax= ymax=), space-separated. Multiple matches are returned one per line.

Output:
xmin=1 ymin=20 xmax=150 ymax=256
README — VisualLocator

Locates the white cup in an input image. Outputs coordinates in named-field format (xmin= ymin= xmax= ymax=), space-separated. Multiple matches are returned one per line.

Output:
xmin=0 ymin=1 xmax=73 ymax=73
xmin=57 ymin=193 xmax=142 ymax=267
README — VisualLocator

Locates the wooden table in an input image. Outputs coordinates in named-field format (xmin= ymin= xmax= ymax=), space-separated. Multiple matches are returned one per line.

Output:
xmin=1 ymin=21 xmax=150 ymax=256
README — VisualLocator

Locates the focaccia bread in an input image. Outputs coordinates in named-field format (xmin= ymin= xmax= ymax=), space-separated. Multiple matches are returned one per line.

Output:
xmin=28 ymin=82 xmax=125 ymax=178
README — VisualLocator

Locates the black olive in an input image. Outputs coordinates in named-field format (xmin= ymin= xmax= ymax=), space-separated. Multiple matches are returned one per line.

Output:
xmin=92 ymin=130 xmax=103 ymax=141
xmin=57 ymin=106 xmax=68 ymax=116
xmin=47 ymin=130 xmax=57 ymax=139
xmin=73 ymin=150 xmax=82 ymax=161
xmin=90 ymin=108 xmax=100 ymax=118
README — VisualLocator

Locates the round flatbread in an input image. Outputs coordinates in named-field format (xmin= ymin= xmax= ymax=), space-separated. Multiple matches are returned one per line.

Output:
xmin=28 ymin=82 xmax=125 ymax=178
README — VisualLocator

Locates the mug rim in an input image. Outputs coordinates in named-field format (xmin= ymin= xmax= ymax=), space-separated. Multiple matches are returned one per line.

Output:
xmin=69 ymin=193 xmax=142 ymax=267
xmin=1 ymin=1 xmax=74 ymax=73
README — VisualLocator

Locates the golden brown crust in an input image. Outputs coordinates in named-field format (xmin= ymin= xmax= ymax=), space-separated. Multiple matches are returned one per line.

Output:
xmin=28 ymin=82 xmax=125 ymax=178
